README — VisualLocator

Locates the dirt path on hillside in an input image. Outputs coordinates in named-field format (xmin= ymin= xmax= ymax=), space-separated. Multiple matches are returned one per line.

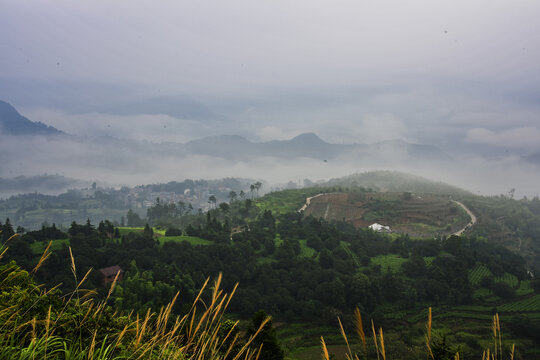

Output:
xmin=299 ymin=194 xmax=477 ymax=236
xmin=452 ymin=200 xmax=477 ymax=236
xmin=298 ymin=193 xmax=327 ymax=213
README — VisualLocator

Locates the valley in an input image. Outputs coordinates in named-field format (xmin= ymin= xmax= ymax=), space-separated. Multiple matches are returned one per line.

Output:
xmin=2 ymin=172 xmax=540 ymax=359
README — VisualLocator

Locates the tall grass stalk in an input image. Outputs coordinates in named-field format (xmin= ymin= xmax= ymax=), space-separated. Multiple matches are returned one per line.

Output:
xmin=0 ymin=243 xmax=270 ymax=359
xmin=323 ymin=308 xmax=516 ymax=360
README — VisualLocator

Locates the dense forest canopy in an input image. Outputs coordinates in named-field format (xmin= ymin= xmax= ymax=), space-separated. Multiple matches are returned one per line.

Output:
xmin=2 ymin=181 xmax=540 ymax=359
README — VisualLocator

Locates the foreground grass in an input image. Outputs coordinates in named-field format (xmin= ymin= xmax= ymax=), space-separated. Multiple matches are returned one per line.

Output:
xmin=0 ymin=234 xmax=531 ymax=360
xmin=0 ymin=236 xmax=267 ymax=360
xmin=321 ymin=308 xmax=517 ymax=360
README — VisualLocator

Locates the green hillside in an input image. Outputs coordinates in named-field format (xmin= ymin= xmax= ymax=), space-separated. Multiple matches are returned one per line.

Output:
xmin=302 ymin=191 xmax=470 ymax=238
xmin=324 ymin=170 xmax=473 ymax=196
xmin=2 ymin=175 xmax=540 ymax=359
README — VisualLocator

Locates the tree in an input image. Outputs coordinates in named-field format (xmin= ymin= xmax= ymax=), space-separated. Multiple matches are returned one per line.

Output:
xmin=228 ymin=191 xmax=238 ymax=202
xmin=250 ymin=184 xmax=255 ymax=199
xmin=246 ymin=310 xmax=284 ymax=360
xmin=127 ymin=209 xmax=144 ymax=227
xmin=143 ymin=223 xmax=154 ymax=237
xmin=208 ymin=195 xmax=217 ymax=209
xmin=177 ymin=201 xmax=187 ymax=216
xmin=430 ymin=333 xmax=458 ymax=360
xmin=402 ymin=255 xmax=426 ymax=277
xmin=254 ymin=182 xmax=262 ymax=197
xmin=1 ymin=218 xmax=15 ymax=243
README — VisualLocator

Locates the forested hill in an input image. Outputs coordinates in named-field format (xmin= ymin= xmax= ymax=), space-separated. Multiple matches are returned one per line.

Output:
xmin=324 ymin=170 xmax=472 ymax=196
xmin=2 ymin=183 xmax=540 ymax=358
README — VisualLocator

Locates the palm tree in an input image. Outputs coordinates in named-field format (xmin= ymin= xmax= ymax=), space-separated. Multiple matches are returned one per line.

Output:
xmin=254 ymin=181 xmax=262 ymax=198
xmin=208 ymin=195 xmax=217 ymax=209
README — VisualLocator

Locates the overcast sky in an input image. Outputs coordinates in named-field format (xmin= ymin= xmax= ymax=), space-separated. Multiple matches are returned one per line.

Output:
xmin=2 ymin=1 xmax=539 ymax=142
xmin=1 ymin=1 xmax=540 ymax=195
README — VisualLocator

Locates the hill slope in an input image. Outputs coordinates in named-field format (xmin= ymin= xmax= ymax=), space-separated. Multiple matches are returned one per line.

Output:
xmin=0 ymin=100 xmax=62 ymax=135
xmin=302 ymin=192 xmax=471 ymax=237
xmin=324 ymin=170 xmax=472 ymax=196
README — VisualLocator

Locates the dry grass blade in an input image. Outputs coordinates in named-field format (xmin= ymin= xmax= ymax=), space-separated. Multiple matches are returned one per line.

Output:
xmin=372 ymin=319 xmax=380 ymax=360
xmin=69 ymin=247 xmax=77 ymax=280
xmin=337 ymin=317 xmax=353 ymax=360
xmin=221 ymin=329 xmax=240 ymax=359
xmin=106 ymin=270 xmax=122 ymax=299
xmin=45 ymin=305 xmax=51 ymax=335
xmin=232 ymin=316 xmax=270 ymax=360
xmin=496 ymin=314 xmax=502 ymax=360
xmin=212 ymin=272 xmax=223 ymax=305
xmin=425 ymin=307 xmax=434 ymax=360
xmin=255 ymin=342 xmax=263 ymax=360
xmin=115 ymin=324 xmax=129 ymax=348
xmin=88 ymin=329 xmax=98 ymax=359
xmin=425 ymin=333 xmax=434 ymax=360
xmin=427 ymin=307 xmax=432 ymax=343
xmin=4 ymin=233 xmax=19 ymax=245
xmin=353 ymin=307 xmax=366 ymax=355
xmin=321 ymin=336 xmax=330 ymax=360
xmin=136 ymin=308 xmax=152 ymax=346
xmin=77 ymin=267 xmax=92 ymax=290
xmin=379 ymin=327 xmax=386 ymax=360
xmin=31 ymin=241 xmax=52 ymax=275
xmin=0 ymin=246 xmax=8 ymax=260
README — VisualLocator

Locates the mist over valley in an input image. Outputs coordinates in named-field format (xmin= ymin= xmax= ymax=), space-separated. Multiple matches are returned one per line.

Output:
xmin=2 ymin=2 xmax=540 ymax=359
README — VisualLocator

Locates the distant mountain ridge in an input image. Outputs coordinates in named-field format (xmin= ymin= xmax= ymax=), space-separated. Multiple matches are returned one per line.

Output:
xmin=0 ymin=174 xmax=89 ymax=197
xmin=0 ymin=100 xmax=62 ymax=135
xmin=182 ymin=133 xmax=450 ymax=162
xmin=0 ymin=99 xmax=449 ymax=163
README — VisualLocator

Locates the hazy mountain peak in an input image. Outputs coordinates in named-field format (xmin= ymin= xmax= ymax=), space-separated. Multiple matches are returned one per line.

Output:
xmin=0 ymin=100 xmax=62 ymax=135
xmin=290 ymin=132 xmax=325 ymax=143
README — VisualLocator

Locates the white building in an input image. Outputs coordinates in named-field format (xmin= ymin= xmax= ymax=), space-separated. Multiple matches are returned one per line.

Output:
xmin=368 ymin=223 xmax=391 ymax=232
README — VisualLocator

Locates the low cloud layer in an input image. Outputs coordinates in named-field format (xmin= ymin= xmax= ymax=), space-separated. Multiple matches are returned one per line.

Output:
xmin=1 ymin=1 xmax=540 ymax=198
xmin=465 ymin=127 xmax=540 ymax=151
xmin=19 ymin=108 xmax=215 ymax=143
xmin=1 ymin=133 xmax=540 ymax=199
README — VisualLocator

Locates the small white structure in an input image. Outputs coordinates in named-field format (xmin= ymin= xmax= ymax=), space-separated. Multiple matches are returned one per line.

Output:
xmin=369 ymin=223 xmax=391 ymax=232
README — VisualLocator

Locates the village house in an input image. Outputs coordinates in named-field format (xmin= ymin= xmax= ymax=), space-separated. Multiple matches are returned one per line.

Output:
xmin=98 ymin=265 xmax=124 ymax=286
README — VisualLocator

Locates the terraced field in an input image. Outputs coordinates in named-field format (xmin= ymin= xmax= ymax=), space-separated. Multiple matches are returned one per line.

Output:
xmin=469 ymin=264 xmax=492 ymax=285
xmin=303 ymin=192 xmax=470 ymax=237
xmin=498 ymin=295 xmax=540 ymax=313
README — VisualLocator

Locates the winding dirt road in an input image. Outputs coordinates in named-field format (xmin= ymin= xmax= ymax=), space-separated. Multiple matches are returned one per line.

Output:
xmin=298 ymin=193 xmax=327 ymax=213
xmin=451 ymin=200 xmax=477 ymax=236
xmin=299 ymin=194 xmax=477 ymax=236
